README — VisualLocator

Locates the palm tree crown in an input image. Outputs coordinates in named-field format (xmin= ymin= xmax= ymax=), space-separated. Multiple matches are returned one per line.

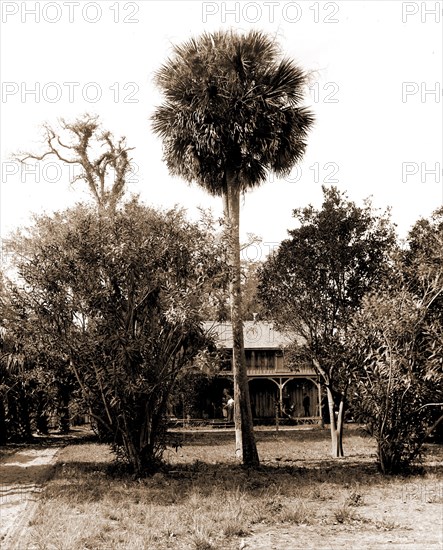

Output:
xmin=152 ymin=29 xmax=314 ymax=195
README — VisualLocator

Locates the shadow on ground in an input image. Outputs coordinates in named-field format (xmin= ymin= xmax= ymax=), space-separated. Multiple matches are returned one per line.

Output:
xmin=39 ymin=447 xmax=443 ymax=509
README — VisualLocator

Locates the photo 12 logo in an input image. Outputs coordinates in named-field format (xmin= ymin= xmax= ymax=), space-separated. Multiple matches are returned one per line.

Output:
xmin=402 ymin=162 xmax=441 ymax=183
xmin=202 ymin=1 xmax=340 ymax=24
xmin=2 ymin=160 xmax=140 ymax=185
xmin=1 ymin=82 xmax=139 ymax=104
xmin=268 ymin=162 xmax=340 ymax=185
xmin=241 ymin=241 xmax=279 ymax=262
xmin=401 ymin=2 xmax=442 ymax=23
xmin=402 ymin=82 xmax=441 ymax=103
xmin=1 ymin=1 xmax=140 ymax=24
xmin=401 ymin=483 xmax=443 ymax=503
xmin=308 ymin=81 xmax=340 ymax=104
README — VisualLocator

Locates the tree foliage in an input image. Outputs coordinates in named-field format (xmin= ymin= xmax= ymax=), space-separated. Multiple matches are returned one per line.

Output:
xmin=258 ymin=186 xmax=396 ymax=456
xmin=7 ymin=199 xmax=222 ymax=474
xmin=347 ymin=208 xmax=443 ymax=473
xmin=3 ymin=116 xmax=136 ymax=443
xmin=349 ymin=287 xmax=442 ymax=473
xmin=1 ymin=272 xmax=64 ymax=442
xmin=15 ymin=114 xmax=134 ymax=212
xmin=152 ymin=29 xmax=314 ymax=196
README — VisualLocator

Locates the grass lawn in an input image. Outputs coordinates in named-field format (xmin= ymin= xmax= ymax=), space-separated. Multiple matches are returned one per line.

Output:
xmin=18 ymin=426 xmax=443 ymax=550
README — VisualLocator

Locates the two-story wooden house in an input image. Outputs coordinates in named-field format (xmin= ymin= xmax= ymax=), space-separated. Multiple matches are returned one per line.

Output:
xmin=202 ymin=320 xmax=321 ymax=423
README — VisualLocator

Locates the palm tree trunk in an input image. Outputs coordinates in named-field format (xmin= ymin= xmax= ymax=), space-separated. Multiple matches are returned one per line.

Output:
xmin=225 ymin=177 xmax=259 ymax=467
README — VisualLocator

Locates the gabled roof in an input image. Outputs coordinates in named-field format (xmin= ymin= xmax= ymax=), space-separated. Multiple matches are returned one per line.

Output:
xmin=202 ymin=321 xmax=303 ymax=350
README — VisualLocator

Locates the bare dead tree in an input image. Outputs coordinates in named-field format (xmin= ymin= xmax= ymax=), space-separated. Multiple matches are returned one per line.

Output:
xmin=15 ymin=114 xmax=134 ymax=212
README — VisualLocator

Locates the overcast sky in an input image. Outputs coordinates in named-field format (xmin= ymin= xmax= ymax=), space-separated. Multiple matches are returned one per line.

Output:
xmin=1 ymin=0 xmax=442 ymax=261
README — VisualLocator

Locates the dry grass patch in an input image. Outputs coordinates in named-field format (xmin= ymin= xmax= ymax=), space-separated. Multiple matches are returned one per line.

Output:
xmin=15 ymin=428 xmax=443 ymax=550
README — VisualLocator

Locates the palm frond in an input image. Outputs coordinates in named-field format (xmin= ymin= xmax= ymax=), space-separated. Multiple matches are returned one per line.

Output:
xmin=152 ymin=29 xmax=314 ymax=195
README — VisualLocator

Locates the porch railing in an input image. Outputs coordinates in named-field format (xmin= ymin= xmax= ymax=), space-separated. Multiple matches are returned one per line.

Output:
xmin=220 ymin=365 xmax=316 ymax=376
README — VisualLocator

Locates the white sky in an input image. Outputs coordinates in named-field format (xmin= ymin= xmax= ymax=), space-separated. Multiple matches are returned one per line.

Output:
xmin=1 ymin=0 xmax=442 ymax=261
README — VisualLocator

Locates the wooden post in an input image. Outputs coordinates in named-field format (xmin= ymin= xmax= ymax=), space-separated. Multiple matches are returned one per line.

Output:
xmin=275 ymin=400 xmax=279 ymax=433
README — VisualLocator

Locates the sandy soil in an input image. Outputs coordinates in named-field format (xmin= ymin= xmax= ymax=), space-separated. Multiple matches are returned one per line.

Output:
xmin=0 ymin=446 xmax=60 ymax=549
xmin=1 ymin=429 xmax=442 ymax=550
xmin=242 ymin=494 xmax=443 ymax=550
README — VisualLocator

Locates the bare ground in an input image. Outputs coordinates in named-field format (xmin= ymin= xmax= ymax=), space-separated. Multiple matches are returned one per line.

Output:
xmin=0 ymin=429 xmax=92 ymax=548
xmin=0 ymin=446 xmax=60 ymax=547
xmin=0 ymin=426 xmax=442 ymax=550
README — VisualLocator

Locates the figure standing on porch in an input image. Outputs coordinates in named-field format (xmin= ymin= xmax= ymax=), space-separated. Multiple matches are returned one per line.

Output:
xmin=222 ymin=389 xmax=234 ymax=422
xmin=226 ymin=395 xmax=234 ymax=422
xmin=303 ymin=394 xmax=310 ymax=417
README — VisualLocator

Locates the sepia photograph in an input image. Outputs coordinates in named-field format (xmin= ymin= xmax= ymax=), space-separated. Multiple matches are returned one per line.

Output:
xmin=0 ymin=1 xmax=442 ymax=548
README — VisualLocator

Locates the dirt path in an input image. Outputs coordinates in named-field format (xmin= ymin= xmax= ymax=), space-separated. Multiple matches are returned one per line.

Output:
xmin=0 ymin=446 xmax=60 ymax=549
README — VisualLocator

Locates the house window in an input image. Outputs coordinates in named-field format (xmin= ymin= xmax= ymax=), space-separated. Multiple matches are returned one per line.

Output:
xmin=248 ymin=350 xmax=275 ymax=371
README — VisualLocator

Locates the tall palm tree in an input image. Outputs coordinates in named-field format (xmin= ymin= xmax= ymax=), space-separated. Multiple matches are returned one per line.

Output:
xmin=152 ymin=29 xmax=314 ymax=466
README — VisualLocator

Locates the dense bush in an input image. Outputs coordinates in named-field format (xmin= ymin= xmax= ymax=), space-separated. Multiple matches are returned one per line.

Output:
xmin=4 ymin=200 xmax=222 ymax=474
